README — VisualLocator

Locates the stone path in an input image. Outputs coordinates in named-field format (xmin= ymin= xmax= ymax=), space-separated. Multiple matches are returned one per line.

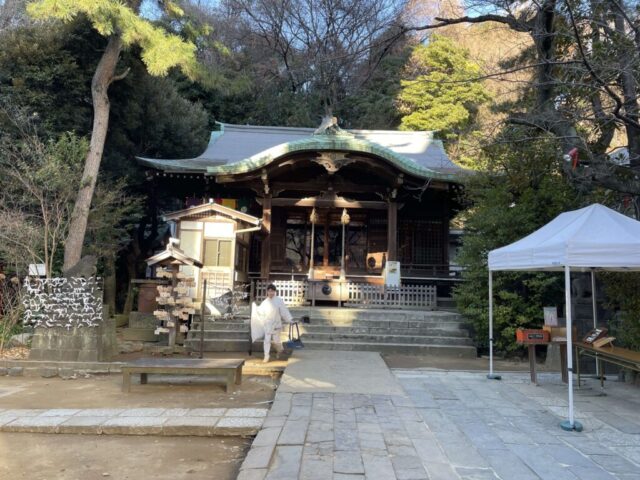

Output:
xmin=0 ymin=407 xmax=267 ymax=436
xmin=238 ymin=352 xmax=640 ymax=480
xmin=397 ymin=370 xmax=640 ymax=480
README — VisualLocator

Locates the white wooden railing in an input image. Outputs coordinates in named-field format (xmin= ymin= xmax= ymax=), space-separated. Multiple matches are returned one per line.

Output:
xmin=344 ymin=283 xmax=436 ymax=309
xmin=254 ymin=279 xmax=436 ymax=309
xmin=255 ymin=280 xmax=308 ymax=306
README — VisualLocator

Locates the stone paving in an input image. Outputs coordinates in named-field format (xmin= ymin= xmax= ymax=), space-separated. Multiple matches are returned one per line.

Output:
xmin=0 ymin=407 xmax=267 ymax=436
xmin=238 ymin=351 xmax=640 ymax=480
xmin=397 ymin=370 xmax=640 ymax=480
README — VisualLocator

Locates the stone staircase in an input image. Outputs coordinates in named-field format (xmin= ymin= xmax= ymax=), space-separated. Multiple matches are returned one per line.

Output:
xmin=185 ymin=307 xmax=476 ymax=358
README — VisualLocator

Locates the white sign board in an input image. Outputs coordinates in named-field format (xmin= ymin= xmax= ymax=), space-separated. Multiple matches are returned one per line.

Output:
xmin=28 ymin=264 xmax=46 ymax=277
xmin=544 ymin=306 xmax=558 ymax=326
xmin=384 ymin=261 xmax=401 ymax=287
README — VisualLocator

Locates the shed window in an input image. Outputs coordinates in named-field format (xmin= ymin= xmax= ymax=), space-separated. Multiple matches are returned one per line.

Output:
xmin=204 ymin=239 xmax=232 ymax=267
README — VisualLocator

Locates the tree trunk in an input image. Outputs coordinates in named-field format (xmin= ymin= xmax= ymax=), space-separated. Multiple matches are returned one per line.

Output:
xmin=104 ymin=255 xmax=117 ymax=315
xmin=123 ymin=252 xmax=138 ymax=315
xmin=63 ymin=35 xmax=123 ymax=272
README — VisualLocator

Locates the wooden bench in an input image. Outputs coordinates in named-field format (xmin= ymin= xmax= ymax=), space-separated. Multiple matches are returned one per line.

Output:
xmin=575 ymin=342 xmax=640 ymax=389
xmin=121 ymin=358 xmax=244 ymax=393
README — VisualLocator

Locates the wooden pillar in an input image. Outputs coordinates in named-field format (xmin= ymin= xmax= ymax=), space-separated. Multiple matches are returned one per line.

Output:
xmin=387 ymin=201 xmax=398 ymax=262
xmin=260 ymin=194 xmax=272 ymax=278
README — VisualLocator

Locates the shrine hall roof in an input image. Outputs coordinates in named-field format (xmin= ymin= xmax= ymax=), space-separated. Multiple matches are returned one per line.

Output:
xmin=137 ymin=123 xmax=466 ymax=181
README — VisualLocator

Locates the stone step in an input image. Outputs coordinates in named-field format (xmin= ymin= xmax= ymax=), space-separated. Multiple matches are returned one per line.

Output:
xmin=0 ymin=407 xmax=266 ymax=437
xmin=121 ymin=328 xmax=158 ymax=342
xmin=192 ymin=321 xmax=249 ymax=330
xmin=184 ymin=338 xmax=251 ymax=352
xmin=297 ymin=324 xmax=468 ymax=336
xmin=295 ymin=339 xmax=477 ymax=357
xmin=189 ymin=330 xmax=251 ymax=340
xmin=298 ymin=332 xmax=474 ymax=346
xmin=188 ymin=324 xmax=468 ymax=339
xmin=288 ymin=307 xmax=461 ymax=321
xmin=128 ymin=311 xmax=158 ymax=329
xmin=194 ymin=317 xmax=466 ymax=330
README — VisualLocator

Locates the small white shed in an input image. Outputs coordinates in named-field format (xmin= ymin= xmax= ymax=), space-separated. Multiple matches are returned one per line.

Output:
xmin=163 ymin=201 xmax=261 ymax=298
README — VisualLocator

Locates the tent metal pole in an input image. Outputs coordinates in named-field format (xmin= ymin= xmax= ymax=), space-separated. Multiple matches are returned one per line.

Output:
xmin=487 ymin=270 xmax=501 ymax=380
xmin=591 ymin=269 xmax=599 ymax=377
xmin=561 ymin=265 xmax=582 ymax=432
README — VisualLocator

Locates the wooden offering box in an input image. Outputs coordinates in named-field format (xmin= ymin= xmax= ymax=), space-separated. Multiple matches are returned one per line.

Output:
xmin=516 ymin=329 xmax=550 ymax=344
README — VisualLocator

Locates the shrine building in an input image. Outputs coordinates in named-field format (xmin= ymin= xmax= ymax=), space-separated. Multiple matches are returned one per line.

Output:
xmin=137 ymin=119 xmax=467 ymax=307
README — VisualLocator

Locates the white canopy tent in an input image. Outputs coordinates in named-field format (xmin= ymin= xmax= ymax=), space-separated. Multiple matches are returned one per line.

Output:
xmin=487 ymin=203 xmax=640 ymax=431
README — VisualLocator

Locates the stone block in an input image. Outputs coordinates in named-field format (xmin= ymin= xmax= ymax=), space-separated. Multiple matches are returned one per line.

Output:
xmin=241 ymin=445 xmax=276 ymax=470
xmin=187 ymin=408 xmax=227 ymax=417
xmin=128 ymin=311 xmax=157 ymax=329
xmin=114 ymin=314 xmax=129 ymax=327
xmin=8 ymin=367 xmax=23 ymax=376
xmin=39 ymin=367 xmax=58 ymax=378
xmin=2 ymin=415 xmax=69 ymax=433
xmin=58 ymin=368 xmax=76 ymax=379
xmin=227 ymin=408 xmax=268 ymax=418
xmin=101 ymin=416 xmax=167 ymax=435
xmin=162 ymin=416 xmax=219 ymax=436
xmin=57 ymin=416 xmax=106 ymax=435
xmin=237 ymin=469 xmax=267 ymax=480
xmin=39 ymin=409 xmax=81 ymax=417
xmin=362 ymin=453 xmax=397 ymax=480
xmin=300 ymin=454 xmax=333 ymax=480
xmin=252 ymin=426 xmax=282 ymax=447
xmin=122 ymin=328 xmax=158 ymax=342
xmin=59 ymin=350 xmax=81 ymax=362
xmin=120 ymin=408 xmax=166 ymax=417
xmin=277 ymin=419 xmax=309 ymax=445
xmin=26 ymin=349 xmax=44 ymax=360
xmin=0 ymin=367 xmax=8 ymax=376
xmin=334 ymin=451 xmax=365 ymax=475
xmin=265 ymin=446 xmax=303 ymax=479
xmin=216 ymin=416 xmax=263 ymax=436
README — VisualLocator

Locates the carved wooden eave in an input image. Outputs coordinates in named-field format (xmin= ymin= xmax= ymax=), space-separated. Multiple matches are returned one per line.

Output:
xmin=312 ymin=152 xmax=356 ymax=174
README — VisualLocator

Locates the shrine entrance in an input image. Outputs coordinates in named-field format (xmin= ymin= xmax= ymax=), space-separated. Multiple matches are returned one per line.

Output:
xmin=284 ymin=208 xmax=372 ymax=277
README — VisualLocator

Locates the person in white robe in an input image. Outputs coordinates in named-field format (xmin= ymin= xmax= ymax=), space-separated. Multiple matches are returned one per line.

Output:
xmin=256 ymin=284 xmax=293 ymax=362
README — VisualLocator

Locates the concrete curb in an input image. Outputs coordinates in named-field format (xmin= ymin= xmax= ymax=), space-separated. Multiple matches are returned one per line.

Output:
xmin=0 ymin=359 xmax=285 ymax=377
xmin=0 ymin=407 xmax=267 ymax=437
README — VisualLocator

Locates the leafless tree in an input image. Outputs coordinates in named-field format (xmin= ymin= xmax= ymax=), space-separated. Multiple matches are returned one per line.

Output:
xmin=216 ymin=0 xmax=408 ymax=114
xmin=0 ymin=0 xmax=28 ymax=32
xmin=402 ymin=0 xmax=640 ymax=210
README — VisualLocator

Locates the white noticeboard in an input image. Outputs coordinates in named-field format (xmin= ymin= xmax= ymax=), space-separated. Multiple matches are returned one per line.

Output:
xmin=28 ymin=264 xmax=46 ymax=277
xmin=544 ymin=306 xmax=558 ymax=326
xmin=384 ymin=261 xmax=401 ymax=287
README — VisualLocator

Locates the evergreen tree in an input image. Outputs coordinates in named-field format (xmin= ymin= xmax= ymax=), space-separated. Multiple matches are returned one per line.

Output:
xmin=397 ymin=35 xmax=490 ymax=166
xmin=453 ymin=127 xmax=581 ymax=353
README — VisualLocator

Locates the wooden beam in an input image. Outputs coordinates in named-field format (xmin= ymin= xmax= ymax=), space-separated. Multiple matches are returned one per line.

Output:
xmin=271 ymin=180 xmax=388 ymax=194
xmin=271 ymin=197 xmax=387 ymax=209
xmin=260 ymin=195 xmax=272 ymax=278
xmin=387 ymin=201 xmax=398 ymax=262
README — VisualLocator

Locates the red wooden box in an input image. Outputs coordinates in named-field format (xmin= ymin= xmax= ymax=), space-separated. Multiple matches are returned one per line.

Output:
xmin=516 ymin=329 xmax=550 ymax=344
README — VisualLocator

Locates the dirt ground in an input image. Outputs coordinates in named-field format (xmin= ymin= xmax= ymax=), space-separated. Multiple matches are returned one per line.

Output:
xmin=0 ymin=354 xmax=280 ymax=480
xmin=0 ymin=349 xmax=542 ymax=480
xmin=0 ymin=433 xmax=251 ymax=480
xmin=0 ymin=370 xmax=278 ymax=410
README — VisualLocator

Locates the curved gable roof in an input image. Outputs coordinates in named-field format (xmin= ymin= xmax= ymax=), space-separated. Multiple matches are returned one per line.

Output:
xmin=137 ymin=123 xmax=466 ymax=181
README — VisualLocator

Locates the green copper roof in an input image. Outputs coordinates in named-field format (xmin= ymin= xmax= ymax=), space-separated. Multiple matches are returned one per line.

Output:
xmin=137 ymin=123 xmax=467 ymax=181
xmin=207 ymin=130 xmax=459 ymax=181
